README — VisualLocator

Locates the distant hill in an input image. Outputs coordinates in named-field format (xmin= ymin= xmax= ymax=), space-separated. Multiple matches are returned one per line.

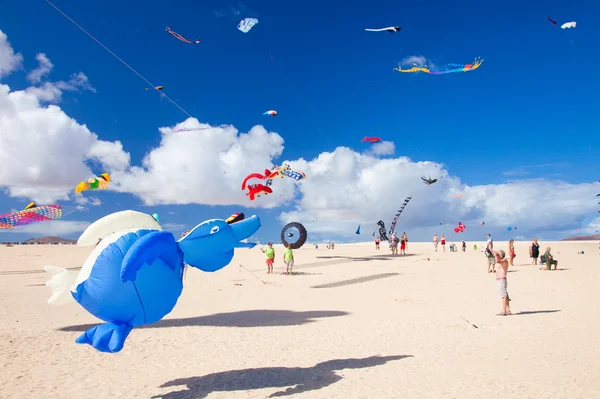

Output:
xmin=561 ymin=234 xmax=600 ymax=241
xmin=22 ymin=236 xmax=77 ymax=244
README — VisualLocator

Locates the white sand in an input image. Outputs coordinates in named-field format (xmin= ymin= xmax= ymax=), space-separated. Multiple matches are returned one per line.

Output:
xmin=1 ymin=240 xmax=599 ymax=398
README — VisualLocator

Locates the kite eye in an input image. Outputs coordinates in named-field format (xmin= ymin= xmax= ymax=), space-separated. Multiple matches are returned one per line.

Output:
xmin=210 ymin=226 xmax=220 ymax=235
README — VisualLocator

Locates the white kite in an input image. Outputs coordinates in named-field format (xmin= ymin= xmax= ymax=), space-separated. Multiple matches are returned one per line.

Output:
xmin=561 ymin=21 xmax=576 ymax=29
xmin=365 ymin=26 xmax=402 ymax=33
xmin=238 ymin=18 xmax=258 ymax=33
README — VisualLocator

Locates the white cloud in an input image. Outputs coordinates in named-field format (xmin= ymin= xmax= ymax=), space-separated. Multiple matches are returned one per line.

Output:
xmin=0 ymin=30 xmax=23 ymax=78
xmin=27 ymin=53 xmax=53 ymax=83
xmin=366 ymin=141 xmax=395 ymax=156
xmin=399 ymin=55 xmax=436 ymax=69
xmin=26 ymin=71 xmax=96 ymax=103
xmin=0 ymin=83 xmax=130 ymax=203
xmin=110 ymin=120 xmax=285 ymax=207
xmin=0 ymin=220 xmax=90 ymax=236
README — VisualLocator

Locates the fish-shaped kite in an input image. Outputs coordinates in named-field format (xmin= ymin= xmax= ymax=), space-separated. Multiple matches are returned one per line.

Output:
xmin=263 ymin=110 xmax=277 ymax=116
xmin=165 ymin=27 xmax=200 ymax=44
xmin=365 ymin=26 xmax=402 ymax=33
xmin=361 ymin=136 xmax=381 ymax=143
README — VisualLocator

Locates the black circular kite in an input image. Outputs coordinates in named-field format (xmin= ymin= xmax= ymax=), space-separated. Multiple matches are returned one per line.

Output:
xmin=281 ymin=222 xmax=307 ymax=249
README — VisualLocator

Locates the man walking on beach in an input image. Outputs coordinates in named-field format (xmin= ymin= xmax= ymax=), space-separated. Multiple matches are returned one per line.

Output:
xmin=494 ymin=249 xmax=511 ymax=316
xmin=261 ymin=242 xmax=275 ymax=274
xmin=486 ymin=234 xmax=495 ymax=273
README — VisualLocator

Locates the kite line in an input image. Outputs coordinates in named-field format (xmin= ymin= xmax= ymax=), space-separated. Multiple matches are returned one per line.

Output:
xmin=44 ymin=0 xmax=193 ymax=119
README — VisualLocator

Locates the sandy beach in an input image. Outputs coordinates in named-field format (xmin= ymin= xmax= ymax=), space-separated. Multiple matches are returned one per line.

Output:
xmin=1 ymin=240 xmax=599 ymax=398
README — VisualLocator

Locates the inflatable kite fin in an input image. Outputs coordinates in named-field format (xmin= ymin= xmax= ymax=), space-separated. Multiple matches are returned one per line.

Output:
xmin=75 ymin=322 xmax=134 ymax=353
xmin=121 ymin=231 xmax=181 ymax=282
xmin=177 ymin=215 xmax=261 ymax=272
xmin=43 ymin=266 xmax=78 ymax=306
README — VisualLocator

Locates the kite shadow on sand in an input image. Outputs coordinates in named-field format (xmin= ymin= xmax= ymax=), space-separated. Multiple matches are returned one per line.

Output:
xmin=152 ymin=355 xmax=412 ymax=399
xmin=58 ymin=309 xmax=349 ymax=331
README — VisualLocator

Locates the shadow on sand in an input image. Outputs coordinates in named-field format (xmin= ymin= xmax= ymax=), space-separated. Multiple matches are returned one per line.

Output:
xmin=151 ymin=355 xmax=412 ymax=399
xmin=311 ymin=273 xmax=400 ymax=289
xmin=58 ymin=310 xmax=349 ymax=332
xmin=514 ymin=310 xmax=561 ymax=316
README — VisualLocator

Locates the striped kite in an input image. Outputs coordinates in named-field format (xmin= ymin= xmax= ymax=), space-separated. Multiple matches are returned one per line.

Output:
xmin=394 ymin=57 xmax=483 ymax=75
xmin=0 ymin=204 xmax=62 ymax=228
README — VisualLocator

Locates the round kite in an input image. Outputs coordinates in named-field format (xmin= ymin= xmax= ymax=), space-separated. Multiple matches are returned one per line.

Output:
xmin=281 ymin=222 xmax=307 ymax=249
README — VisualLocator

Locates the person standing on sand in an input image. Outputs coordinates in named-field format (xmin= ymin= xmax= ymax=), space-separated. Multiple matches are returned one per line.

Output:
xmin=283 ymin=243 xmax=294 ymax=275
xmin=375 ymin=236 xmax=380 ymax=250
xmin=508 ymin=239 xmax=516 ymax=266
xmin=261 ymin=242 xmax=275 ymax=274
xmin=529 ymin=238 xmax=540 ymax=265
xmin=494 ymin=249 xmax=511 ymax=316
xmin=402 ymin=232 xmax=408 ymax=252
xmin=486 ymin=234 xmax=495 ymax=273
xmin=400 ymin=235 xmax=406 ymax=255
xmin=440 ymin=235 xmax=446 ymax=252
xmin=390 ymin=233 xmax=399 ymax=255
xmin=433 ymin=234 xmax=439 ymax=251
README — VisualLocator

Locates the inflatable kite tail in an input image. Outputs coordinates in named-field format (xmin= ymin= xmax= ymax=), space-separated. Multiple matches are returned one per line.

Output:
xmin=43 ymin=266 xmax=78 ymax=306
xmin=76 ymin=323 xmax=134 ymax=353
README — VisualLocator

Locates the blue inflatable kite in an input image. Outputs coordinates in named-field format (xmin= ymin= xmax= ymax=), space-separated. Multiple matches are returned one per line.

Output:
xmin=44 ymin=211 xmax=260 ymax=353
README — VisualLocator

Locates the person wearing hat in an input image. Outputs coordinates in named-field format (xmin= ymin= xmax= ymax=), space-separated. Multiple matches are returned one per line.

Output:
xmin=262 ymin=242 xmax=275 ymax=274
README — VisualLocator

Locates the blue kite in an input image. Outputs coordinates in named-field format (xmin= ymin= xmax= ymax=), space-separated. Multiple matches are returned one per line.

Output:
xmin=44 ymin=211 xmax=261 ymax=353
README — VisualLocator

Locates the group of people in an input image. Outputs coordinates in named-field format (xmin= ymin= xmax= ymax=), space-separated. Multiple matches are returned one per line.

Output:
xmin=261 ymin=242 xmax=295 ymax=275
xmin=387 ymin=232 xmax=408 ymax=255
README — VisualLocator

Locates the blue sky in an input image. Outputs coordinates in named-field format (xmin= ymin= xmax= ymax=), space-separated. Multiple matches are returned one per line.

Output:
xmin=0 ymin=0 xmax=598 ymax=243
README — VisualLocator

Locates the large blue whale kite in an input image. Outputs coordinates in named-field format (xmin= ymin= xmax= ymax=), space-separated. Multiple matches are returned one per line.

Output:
xmin=44 ymin=210 xmax=260 ymax=353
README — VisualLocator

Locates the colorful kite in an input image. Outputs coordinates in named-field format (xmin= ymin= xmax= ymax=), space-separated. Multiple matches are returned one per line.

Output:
xmin=389 ymin=196 xmax=412 ymax=237
xmin=76 ymin=173 xmax=110 ymax=194
xmin=365 ymin=26 xmax=401 ymax=33
xmin=263 ymin=110 xmax=277 ymax=116
xmin=1 ymin=204 xmax=62 ymax=228
xmin=361 ymin=136 xmax=381 ymax=143
xmin=145 ymin=86 xmax=163 ymax=91
xmin=394 ymin=57 xmax=484 ymax=75
xmin=165 ymin=27 xmax=200 ymax=44
xmin=226 ymin=212 xmax=245 ymax=224
xmin=246 ymin=183 xmax=273 ymax=200
xmin=238 ymin=18 xmax=258 ymax=33
xmin=44 ymin=211 xmax=260 ymax=353
xmin=241 ymin=164 xmax=305 ymax=191
xmin=454 ymin=222 xmax=466 ymax=233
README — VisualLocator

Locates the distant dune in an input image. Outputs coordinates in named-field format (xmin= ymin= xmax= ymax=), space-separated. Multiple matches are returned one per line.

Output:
xmin=561 ymin=234 xmax=600 ymax=241
xmin=22 ymin=236 xmax=77 ymax=245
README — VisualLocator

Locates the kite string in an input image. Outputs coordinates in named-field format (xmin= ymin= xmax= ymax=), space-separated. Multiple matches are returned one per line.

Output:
xmin=44 ymin=0 xmax=194 ymax=119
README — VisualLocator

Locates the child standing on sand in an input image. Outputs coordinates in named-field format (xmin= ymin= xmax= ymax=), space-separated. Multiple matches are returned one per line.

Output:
xmin=261 ymin=242 xmax=275 ymax=274
xmin=495 ymin=249 xmax=511 ymax=316
xmin=283 ymin=243 xmax=294 ymax=275
xmin=374 ymin=236 xmax=380 ymax=250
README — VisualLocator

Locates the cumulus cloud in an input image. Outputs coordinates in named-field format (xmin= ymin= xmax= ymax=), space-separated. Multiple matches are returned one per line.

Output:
xmin=0 ymin=83 xmax=130 ymax=203
xmin=399 ymin=55 xmax=436 ymax=69
xmin=110 ymin=120 xmax=285 ymax=207
xmin=27 ymin=53 xmax=53 ymax=83
xmin=0 ymin=30 xmax=23 ymax=78
xmin=0 ymin=220 xmax=90 ymax=236
xmin=26 ymin=71 xmax=96 ymax=103
xmin=366 ymin=141 xmax=395 ymax=156
xmin=214 ymin=3 xmax=253 ymax=18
